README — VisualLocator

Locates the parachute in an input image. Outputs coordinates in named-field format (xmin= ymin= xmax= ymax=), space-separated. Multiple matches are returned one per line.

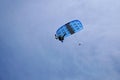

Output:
xmin=55 ymin=20 xmax=83 ymax=41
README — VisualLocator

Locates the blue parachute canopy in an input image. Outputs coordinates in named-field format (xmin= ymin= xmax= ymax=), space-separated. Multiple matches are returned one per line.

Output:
xmin=56 ymin=20 xmax=83 ymax=38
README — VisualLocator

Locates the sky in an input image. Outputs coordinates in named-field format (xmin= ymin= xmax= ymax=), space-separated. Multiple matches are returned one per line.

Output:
xmin=0 ymin=0 xmax=120 ymax=80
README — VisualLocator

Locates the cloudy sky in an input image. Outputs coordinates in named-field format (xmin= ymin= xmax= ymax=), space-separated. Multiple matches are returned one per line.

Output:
xmin=0 ymin=0 xmax=120 ymax=80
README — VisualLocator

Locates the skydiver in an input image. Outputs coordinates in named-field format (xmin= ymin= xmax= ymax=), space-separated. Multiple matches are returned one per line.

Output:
xmin=78 ymin=43 xmax=81 ymax=46
xmin=55 ymin=33 xmax=66 ymax=42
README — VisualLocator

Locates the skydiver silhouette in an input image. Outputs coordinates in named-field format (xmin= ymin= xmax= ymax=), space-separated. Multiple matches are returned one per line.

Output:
xmin=55 ymin=33 xmax=66 ymax=42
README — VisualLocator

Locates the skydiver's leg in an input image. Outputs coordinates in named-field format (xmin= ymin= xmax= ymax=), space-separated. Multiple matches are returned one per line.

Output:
xmin=61 ymin=40 xmax=63 ymax=42
xmin=55 ymin=34 xmax=58 ymax=39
